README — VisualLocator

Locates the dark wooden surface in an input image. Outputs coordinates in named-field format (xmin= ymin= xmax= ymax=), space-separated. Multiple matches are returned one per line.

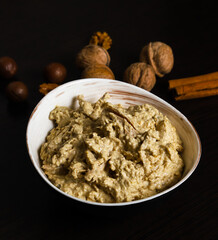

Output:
xmin=0 ymin=1 xmax=218 ymax=239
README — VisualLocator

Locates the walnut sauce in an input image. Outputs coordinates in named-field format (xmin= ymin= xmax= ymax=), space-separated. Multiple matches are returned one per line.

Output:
xmin=40 ymin=93 xmax=184 ymax=203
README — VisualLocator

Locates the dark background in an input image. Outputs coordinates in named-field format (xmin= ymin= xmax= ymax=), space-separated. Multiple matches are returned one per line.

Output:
xmin=0 ymin=0 xmax=218 ymax=239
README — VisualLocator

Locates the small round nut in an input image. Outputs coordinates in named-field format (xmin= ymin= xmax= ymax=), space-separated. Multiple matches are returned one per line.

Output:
xmin=76 ymin=44 xmax=110 ymax=69
xmin=44 ymin=62 xmax=67 ymax=84
xmin=6 ymin=81 xmax=28 ymax=102
xmin=0 ymin=56 xmax=18 ymax=78
xmin=140 ymin=42 xmax=174 ymax=77
xmin=81 ymin=64 xmax=115 ymax=79
xmin=124 ymin=62 xmax=156 ymax=91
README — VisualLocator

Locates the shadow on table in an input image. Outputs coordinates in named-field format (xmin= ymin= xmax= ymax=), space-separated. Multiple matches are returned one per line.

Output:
xmin=43 ymin=190 xmax=167 ymax=222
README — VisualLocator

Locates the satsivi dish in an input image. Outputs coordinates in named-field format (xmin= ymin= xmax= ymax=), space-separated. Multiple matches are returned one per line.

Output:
xmin=26 ymin=78 xmax=201 ymax=206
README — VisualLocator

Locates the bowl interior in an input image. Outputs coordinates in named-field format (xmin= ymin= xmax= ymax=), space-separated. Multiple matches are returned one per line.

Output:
xmin=27 ymin=78 xmax=201 ymax=205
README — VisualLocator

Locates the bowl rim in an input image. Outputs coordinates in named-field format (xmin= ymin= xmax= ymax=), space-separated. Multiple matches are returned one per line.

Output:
xmin=26 ymin=78 xmax=202 ymax=207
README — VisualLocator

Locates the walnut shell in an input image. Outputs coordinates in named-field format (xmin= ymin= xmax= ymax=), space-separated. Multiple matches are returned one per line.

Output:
xmin=124 ymin=62 xmax=156 ymax=91
xmin=76 ymin=44 xmax=110 ymax=69
xmin=140 ymin=42 xmax=174 ymax=77
xmin=81 ymin=64 xmax=115 ymax=79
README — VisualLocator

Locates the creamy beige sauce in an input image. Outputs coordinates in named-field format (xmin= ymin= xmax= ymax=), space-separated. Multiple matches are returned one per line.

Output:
xmin=40 ymin=93 xmax=184 ymax=203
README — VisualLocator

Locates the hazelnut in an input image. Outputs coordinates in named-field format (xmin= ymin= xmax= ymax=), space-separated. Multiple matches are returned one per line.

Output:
xmin=0 ymin=56 xmax=18 ymax=78
xmin=76 ymin=44 xmax=110 ymax=69
xmin=44 ymin=62 xmax=67 ymax=84
xmin=139 ymin=42 xmax=174 ymax=77
xmin=81 ymin=64 xmax=115 ymax=79
xmin=124 ymin=62 xmax=156 ymax=91
xmin=6 ymin=81 xmax=28 ymax=102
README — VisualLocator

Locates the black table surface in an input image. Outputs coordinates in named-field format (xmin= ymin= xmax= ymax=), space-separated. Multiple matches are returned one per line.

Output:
xmin=1 ymin=1 xmax=218 ymax=239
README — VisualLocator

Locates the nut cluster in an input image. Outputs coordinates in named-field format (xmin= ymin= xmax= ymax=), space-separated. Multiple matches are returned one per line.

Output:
xmin=0 ymin=34 xmax=175 ymax=104
xmin=124 ymin=41 xmax=174 ymax=91
xmin=0 ymin=55 xmax=68 ymax=101
xmin=0 ymin=32 xmax=114 ymax=103
xmin=76 ymin=37 xmax=115 ymax=80
xmin=0 ymin=56 xmax=29 ymax=102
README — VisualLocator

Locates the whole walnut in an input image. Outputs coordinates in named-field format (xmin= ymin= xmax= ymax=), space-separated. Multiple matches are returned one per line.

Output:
xmin=76 ymin=44 xmax=110 ymax=69
xmin=124 ymin=62 xmax=156 ymax=91
xmin=140 ymin=42 xmax=174 ymax=77
xmin=81 ymin=64 xmax=115 ymax=79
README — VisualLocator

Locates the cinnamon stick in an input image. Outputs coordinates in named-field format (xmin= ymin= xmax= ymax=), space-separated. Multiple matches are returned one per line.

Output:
xmin=169 ymin=72 xmax=218 ymax=89
xmin=175 ymin=88 xmax=218 ymax=101
xmin=175 ymin=79 xmax=218 ymax=95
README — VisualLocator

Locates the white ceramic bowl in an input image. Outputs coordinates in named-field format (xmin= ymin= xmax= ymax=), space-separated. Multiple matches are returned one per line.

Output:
xmin=26 ymin=78 xmax=201 ymax=206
